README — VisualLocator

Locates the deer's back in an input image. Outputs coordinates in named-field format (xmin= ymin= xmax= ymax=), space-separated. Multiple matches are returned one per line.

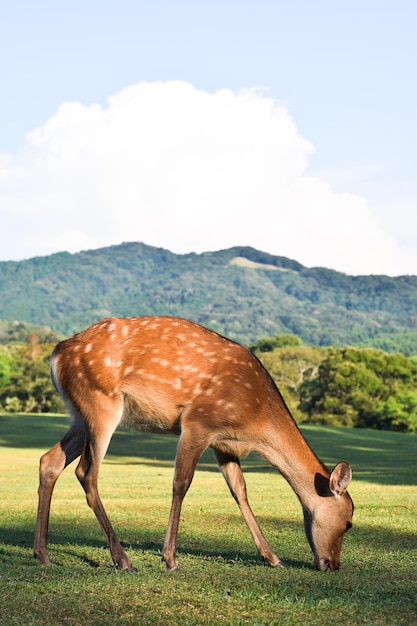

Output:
xmin=51 ymin=317 xmax=274 ymax=437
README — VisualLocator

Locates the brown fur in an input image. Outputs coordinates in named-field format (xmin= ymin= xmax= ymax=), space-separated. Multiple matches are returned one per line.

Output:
xmin=34 ymin=316 xmax=353 ymax=572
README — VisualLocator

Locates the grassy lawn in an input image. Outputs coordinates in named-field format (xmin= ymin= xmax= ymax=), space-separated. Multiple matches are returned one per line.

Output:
xmin=0 ymin=413 xmax=416 ymax=625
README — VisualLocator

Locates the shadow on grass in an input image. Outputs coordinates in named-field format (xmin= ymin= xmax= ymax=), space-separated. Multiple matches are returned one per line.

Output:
xmin=1 ymin=413 xmax=416 ymax=485
xmin=0 ymin=518 xmax=306 ymax=571
xmin=1 ymin=513 xmax=416 ymax=574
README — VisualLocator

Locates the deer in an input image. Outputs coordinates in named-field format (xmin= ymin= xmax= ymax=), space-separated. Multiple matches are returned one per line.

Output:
xmin=34 ymin=316 xmax=353 ymax=573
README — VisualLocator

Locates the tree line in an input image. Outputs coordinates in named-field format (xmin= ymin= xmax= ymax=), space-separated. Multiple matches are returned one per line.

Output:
xmin=0 ymin=324 xmax=416 ymax=433
xmin=250 ymin=335 xmax=417 ymax=433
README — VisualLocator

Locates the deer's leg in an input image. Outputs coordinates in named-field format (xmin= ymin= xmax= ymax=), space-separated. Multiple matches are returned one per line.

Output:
xmin=34 ymin=419 xmax=85 ymax=564
xmin=213 ymin=449 xmax=286 ymax=567
xmin=162 ymin=428 xmax=207 ymax=570
xmin=75 ymin=423 xmax=135 ymax=571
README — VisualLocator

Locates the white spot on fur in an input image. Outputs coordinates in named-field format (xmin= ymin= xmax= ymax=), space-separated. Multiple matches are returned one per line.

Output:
xmin=84 ymin=343 xmax=92 ymax=353
xmin=104 ymin=356 xmax=112 ymax=366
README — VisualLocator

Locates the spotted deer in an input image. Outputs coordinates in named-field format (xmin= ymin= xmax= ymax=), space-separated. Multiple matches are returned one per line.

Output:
xmin=34 ymin=316 xmax=353 ymax=572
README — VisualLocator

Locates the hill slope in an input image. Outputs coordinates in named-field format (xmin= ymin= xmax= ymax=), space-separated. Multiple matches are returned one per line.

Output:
xmin=0 ymin=242 xmax=416 ymax=352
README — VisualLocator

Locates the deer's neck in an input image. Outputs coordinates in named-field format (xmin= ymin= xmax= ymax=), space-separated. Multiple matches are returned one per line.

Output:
xmin=260 ymin=411 xmax=328 ymax=510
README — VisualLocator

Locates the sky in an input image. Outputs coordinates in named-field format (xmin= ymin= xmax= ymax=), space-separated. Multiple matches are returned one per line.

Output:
xmin=0 ymin=1 xmax=416 ymax=276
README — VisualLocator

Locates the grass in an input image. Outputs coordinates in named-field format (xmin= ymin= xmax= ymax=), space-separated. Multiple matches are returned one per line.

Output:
xmin=0 ymin=413 xmax=416 ymax=625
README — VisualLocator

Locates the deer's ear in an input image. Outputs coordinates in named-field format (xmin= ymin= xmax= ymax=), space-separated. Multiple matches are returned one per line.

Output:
xmin=329 ymin=462 xmax=352 ymax=496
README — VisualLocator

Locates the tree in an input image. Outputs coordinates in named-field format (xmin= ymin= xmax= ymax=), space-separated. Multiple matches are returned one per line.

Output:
xmin=299 ymin=348 xmax=417 ymax=432
xmin=250 ymin=334 xmax=302 ymax=354
xmin=256 ymin=343 xmax=325 ymax=421
xmin=0 ymin=350 xmax=13 ymax=387
xmin=0 ymin=341 xmax=64 ymax=413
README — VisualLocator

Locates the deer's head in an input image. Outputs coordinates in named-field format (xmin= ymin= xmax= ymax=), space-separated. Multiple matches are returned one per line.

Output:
xmin=303 ymin=461 xmax=353 ymax=571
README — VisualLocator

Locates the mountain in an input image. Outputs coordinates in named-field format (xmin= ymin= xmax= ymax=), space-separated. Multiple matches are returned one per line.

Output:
xmin=0 ymin=242 xmax=416 ymax=353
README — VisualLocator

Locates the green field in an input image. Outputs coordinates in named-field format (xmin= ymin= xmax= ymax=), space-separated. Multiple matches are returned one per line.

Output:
xmin=0 ymin=413 xmax=416 ymax=625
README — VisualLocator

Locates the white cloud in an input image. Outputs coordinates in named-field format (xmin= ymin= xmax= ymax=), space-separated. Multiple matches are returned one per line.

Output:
xmin=0 ymin=80 xmax=415 ymax=275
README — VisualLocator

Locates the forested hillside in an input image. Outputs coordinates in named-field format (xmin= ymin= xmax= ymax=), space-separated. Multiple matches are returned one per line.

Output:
xmin=0 ymin=242 xmax=417 ymax=353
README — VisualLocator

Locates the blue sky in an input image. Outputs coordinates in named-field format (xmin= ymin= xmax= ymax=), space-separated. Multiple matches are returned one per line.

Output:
xmin=0 ymin=0 xmax=416 ymax=275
